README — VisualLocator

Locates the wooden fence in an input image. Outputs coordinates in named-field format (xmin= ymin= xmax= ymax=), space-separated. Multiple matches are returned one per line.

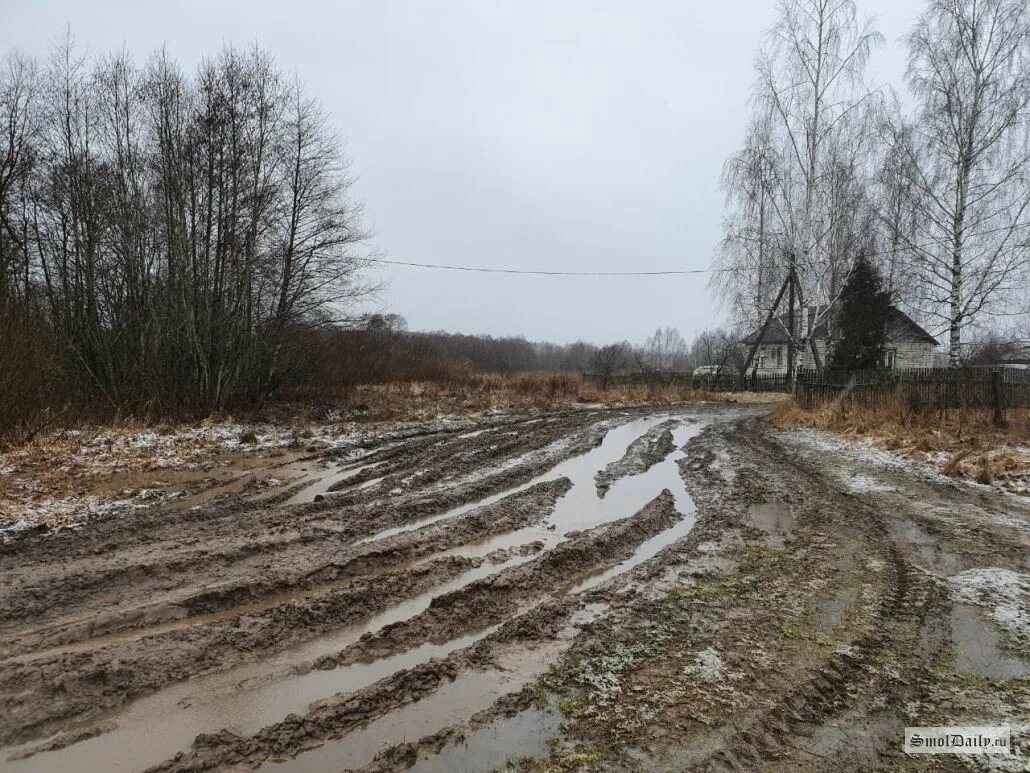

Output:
xmin=796 ymin=366 xmax=1030 ymax=414
xmin=583 ymin=366 xmax=1030 ymax=418
xmin=582 ymin=370 xmax=792 ymax=393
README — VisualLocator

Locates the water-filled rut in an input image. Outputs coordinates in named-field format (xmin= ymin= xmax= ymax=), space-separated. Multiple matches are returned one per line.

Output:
xmin=0 ymin=409 xmax=712 ymax=773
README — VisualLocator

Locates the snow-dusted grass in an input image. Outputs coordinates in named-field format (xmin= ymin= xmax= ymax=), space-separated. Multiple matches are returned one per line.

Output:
xmin=770 ymin=400 xmax=1030 ymax=497
xmin=0 ymin=418 xmax=375 ymax=536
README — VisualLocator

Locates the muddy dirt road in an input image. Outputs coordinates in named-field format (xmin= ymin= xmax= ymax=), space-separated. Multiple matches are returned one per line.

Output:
xmin=1 ymin=406 xmax=1027 ymax=771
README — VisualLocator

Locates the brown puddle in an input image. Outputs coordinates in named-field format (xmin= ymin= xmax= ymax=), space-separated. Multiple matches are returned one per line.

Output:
xmin=951 ymin=604 xmax=1030 ymax=680
xmin=2 ymin=626 xmax=502 ymax=773
xmin=888 ymin=520 xmax=969 ymax=577
xmin=407 ymin=707 xmax=563 ymax=773
xmin=814 ymin=587 xmax=858 ymax=633
xmin=264 ymin=606 xmax=607 ymax=772
xmin=746 ymin=502 xmax=794 ymax=537
xmin=283 ymin=460 xmax=380 ymax=505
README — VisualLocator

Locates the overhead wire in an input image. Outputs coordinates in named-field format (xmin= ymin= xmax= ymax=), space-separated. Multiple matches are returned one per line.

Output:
xmin=365 ymin=219 xmax=1030 ymax=277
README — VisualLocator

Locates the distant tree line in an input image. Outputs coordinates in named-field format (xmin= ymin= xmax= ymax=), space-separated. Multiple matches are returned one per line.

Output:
xmin=282 ymin=315 xmax=756 ymax=398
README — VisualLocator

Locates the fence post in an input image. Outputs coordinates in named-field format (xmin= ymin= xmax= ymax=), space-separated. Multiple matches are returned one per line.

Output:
xmin=991 ymin=369 xmax=1004 ymax=427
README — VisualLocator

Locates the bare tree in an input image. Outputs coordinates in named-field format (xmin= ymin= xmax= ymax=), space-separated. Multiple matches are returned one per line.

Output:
xmin=717 ymin=0 xmax=883 ymax=376
xmin=641 ymin=326 xmax=688 ymax=371
xmin=0 ymin=52 xmax=40 ymax=303
xmin=590 ymin=343 xmax=629 ymax=390
xmin=891 ymin=0 xmax=1030 ymax=365
xmin=689 ymin=327 xmax=743 ymax=369
xmin=1 ymin=38 xmax=373 ymax=410
xmin=713 ymin=113 xmax=786 ymax=329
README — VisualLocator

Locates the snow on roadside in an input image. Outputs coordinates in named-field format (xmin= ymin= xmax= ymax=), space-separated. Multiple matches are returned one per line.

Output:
xmin=782 ymin=427 xmax=1029 ymax=498
xmin=1 ymin=490 xmax=187 ymax=537
xmin=0 ymin=420 xmax=366 ymax=537
xmin=784 ymin=428 xmax=947 ymax=483
xmin=950 ymin=567 xmax=1030 ymax=646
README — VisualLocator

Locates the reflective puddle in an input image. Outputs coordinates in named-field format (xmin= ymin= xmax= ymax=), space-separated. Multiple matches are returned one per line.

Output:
xmin=284 ymin=461 xmax=379 ymax=505
xmin=430 ymin=419 xmax=701 ymax=567
xmin=265 ymin=606 xmax=606 ymax=772
xmin=951 ymin=604 xmax=1030 ymax=680
xmin=3 ymin=414 xmax=702 ymax=773
xmin=407 ymin=706 xmax=563 ymax=773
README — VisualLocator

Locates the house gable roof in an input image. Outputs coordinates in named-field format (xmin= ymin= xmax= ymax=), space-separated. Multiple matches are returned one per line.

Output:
xmin=741 ymin=306 xmax=938 ymax=346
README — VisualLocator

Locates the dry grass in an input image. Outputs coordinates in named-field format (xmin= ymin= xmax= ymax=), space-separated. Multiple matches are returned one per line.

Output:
xmin=768 ymin=397 xmax=1030 ymax=493
xmin=336 ymin=372 xmax=780 ymax=420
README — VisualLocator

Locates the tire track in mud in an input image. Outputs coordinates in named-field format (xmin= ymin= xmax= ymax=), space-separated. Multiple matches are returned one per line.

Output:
xmin=0 ymin=478 xmax=579 ymax=746
xmin=151 ymin=415 xmax=710 ymax=772
xmin=144 ymin=493 xmax=684 ymax=773
xmin=1 ymin=479 xmax=574 ymax=660
xmin=0 ymin=408 xmax=711 ymax=770
xmin=0 ymin=414 xmax=601 ymax=637
xmin=686 ymin=421 xmax=945 ymax=773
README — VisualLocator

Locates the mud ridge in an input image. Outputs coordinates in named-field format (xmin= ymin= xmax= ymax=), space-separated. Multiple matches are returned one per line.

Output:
xmin=0 ymin=415 xmax=603 ymax=634
xmin=0 ymin=479 xmax=577 ymax=744
xmin=149 ymin=599 xmax=583 ymax=773
xmin=594 ymin=419 xmax=677 ymax=496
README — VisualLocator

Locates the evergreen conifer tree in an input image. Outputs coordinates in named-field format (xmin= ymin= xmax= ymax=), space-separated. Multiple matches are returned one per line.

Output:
xmin=831 ymin=255 xmax=892 ymax=370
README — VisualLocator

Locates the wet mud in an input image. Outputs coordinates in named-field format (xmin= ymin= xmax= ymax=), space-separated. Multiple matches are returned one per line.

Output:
xmin=3 ymin=402 xmax=1025 ymax=772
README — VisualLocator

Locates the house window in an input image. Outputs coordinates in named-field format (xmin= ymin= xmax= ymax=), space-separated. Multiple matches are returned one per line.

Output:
xmin=884 ymin=349 xmax=897 ymax=369
xmin=775 ymin=346 xmax=782 ymax=367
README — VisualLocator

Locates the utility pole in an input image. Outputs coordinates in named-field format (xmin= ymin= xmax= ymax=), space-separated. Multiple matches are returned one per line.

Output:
xmin=737 ymin=266 xmax=792 ymax=388
xmin=786 ymin=261 xmax=796 ymax=388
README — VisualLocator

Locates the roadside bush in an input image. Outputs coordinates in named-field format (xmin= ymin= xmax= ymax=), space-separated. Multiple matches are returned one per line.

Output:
xmin=0 ymin=301 xmax=63 ymax=445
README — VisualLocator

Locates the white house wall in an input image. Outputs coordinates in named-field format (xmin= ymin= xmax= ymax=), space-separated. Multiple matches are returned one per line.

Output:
xmin=748 ymin=341 xmax=936 ymax=374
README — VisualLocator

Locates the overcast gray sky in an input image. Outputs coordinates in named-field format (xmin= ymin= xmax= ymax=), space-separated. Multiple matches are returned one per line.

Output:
xmin=1 ymin=0 xmax=925 ymax=345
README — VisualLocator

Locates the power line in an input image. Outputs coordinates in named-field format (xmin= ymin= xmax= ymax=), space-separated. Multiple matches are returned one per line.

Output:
xmin=367 ymin=219 xmax=1030 ymax=277
xmin=364 ymin=258 xmax=728 ymax=276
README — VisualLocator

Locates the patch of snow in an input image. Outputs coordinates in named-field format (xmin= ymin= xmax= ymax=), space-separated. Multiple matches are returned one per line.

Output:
xmin=682 ymin=647 xmax=724 ymax=680
xmin=950 ymin=567 xmax=1030 ymax=645
xmin=1 ymin=489 xmax=186 ymax=537
xmin=844 ymin=473 xmax=895 ymax=493
xmin=994 ymin=515 xmax=1030 ymax=532
xmin=784 ymin=428 xmax=953 ymax=486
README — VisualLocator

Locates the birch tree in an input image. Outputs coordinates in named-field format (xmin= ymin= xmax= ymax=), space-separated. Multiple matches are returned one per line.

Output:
xmin=717 ymin=0 xmax=882 ymax=372
xmin=714 ymin=113 xmax=787 ymax=329
xmin=896 ymin=0 xmax=1030 ymax=365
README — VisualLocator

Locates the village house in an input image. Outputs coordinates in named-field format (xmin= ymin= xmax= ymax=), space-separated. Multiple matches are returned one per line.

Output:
xmin=741 ymin=305 xmax=939 ymax=374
